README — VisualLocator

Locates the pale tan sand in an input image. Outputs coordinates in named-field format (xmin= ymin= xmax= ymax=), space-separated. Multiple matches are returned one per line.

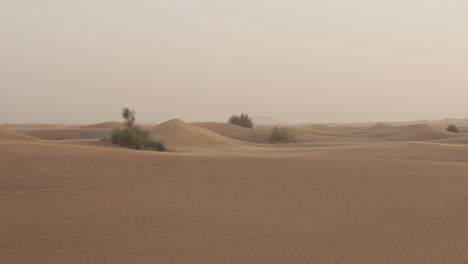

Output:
xmin=0 ymin=130 xmax=40 ymax=141
xmin=305 ymin=123 xmax=363 ymax=132
xmin=191 ymin=122 xmax=270 ymax=143
xmin=2 ymin=121 xmax=468 ymax=263
xmin=9 ymin=128 xmax=113 ymax=140
xmin=78 ymin=122 xmax=152 ymax=129
xmin=351 ymin=124 xmax=463 ymax=141
xmin=356 ymin=122 xmax=394 ymax=131
xmin=78 ymin=121 xmax=124 ymax=129
xmin=149 ymin=119 xmax=249 ymax=149
xmin=0 ymin=124 xmax=67 ymax=129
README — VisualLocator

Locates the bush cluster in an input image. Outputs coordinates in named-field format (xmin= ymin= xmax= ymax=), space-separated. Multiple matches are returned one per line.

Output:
xmin=228 ymin=113 xmax=253 ymax=128
xmin=446 ymin=124 xmax=459 ymax=133
xmin=111 ymin=127 xmax=165 ymax=151
xmin=110 ymin=107 xmax=166 ymax=151
xmin=270 ymin=126 xmax=296 ymax=143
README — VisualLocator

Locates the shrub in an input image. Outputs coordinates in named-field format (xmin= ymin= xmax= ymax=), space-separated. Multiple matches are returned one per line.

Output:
xmin=447 ymin=124 xmax=459 ymax=133
xmin=111 ymin=127 xmax=149 ymax=149
xmin=270 ymin=126 xmax=296 ymax=143
xmin=228 ymin=113 xmax=253 ymax=128
xmin=147 ymin=140 xmax=167 ymax=151
xmin=111 ymin=127 xmax=166 ymax=151
xmin=111 ymin=107 xmax=166 ymax=151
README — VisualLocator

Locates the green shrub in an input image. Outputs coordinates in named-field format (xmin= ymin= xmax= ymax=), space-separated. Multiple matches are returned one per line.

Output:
xmin=228 ymin=113 xmax=253 ymax=128
xmin=447 ymin=124 xmax=459 ymax=133
xmin=111 ymin=127 xmax=166 ymax=151
xmin=111 ymin=107 xmax=166 ymax=151
xmin=111 ymin=127 xmax=149 ymax=149
xmin=270 ymin=126 xmax=296 ymax=143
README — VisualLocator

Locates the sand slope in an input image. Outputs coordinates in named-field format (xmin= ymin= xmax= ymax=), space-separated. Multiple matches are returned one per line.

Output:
xmin=0 ymin=124 xmax=66 ymax=129
xmin=78 ymin=121 xmax=124 ymax=129
xmin=353 ymin=124 xmax=463 ymax=141
xmin=191 ymin=122 xmax=270 ymax=143
xmin=9 ymin=128 xmax=113 ymax=140
xmin=2 ymin=142 xmax=468 ymax=263
xmin=306 ymin=123 xmax=362 ymax=132
xmin=0 ymin=130 xmax=40 ymax=141
xmin=356 ymin=122 xmax=394 ymax=131
xmin=3 ymin=119 xmax=468 ymax=263
xmin=150 ymin=119 xmax=249 ymax=149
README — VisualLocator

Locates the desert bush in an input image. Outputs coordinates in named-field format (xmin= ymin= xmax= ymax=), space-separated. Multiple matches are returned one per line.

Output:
xmin=111 ymin=127 xmax=166 ymax=151
xmin=228 ymin=113 xmax=253 ymax=128
xmin=111 ymin=127 xmax=149 ymax=149
xmin=147 ymin=140 xmax=167 ymax=151
xmin=111 ymin=107 xmax=166 ymax=151
xmin=122 ymin=107 xmax=136 ymax=128
xmin=270 ymin=126 xmax=296 ymax=143
xmin=447 ymin=124 xmax=459 ymax=133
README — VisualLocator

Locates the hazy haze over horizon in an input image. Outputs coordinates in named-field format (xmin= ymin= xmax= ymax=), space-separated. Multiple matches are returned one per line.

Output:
xmin=2 ymin=0 xmax=468 ymax=124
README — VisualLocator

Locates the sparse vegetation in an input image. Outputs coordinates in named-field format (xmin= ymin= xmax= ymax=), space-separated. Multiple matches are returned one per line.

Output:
xmin=122 ymin=107 xmax=136 ymax=128
xmin=270 ymin=126 xmax=296 ymax=143
xmin=447 ymin=124 xmax=459 ymax=133
xmin=147 ymin=140 xmax=167 ymax=151
xmin=111 ymin=107 xmax=166 ymax=151
xmin=228 ymin=113 xmax=253 ymax=128
xmin=111 ymin=126 xmax=150 ymax=149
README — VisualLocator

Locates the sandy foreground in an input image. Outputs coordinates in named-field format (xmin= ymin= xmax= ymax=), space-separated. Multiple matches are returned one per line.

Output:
xmin=2 ymin=121 xmax=468 ymax=263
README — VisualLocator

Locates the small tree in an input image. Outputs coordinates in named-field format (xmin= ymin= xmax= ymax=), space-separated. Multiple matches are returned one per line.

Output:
xmin=270 ymin=126 xmax=296 ymax=143
xmin=228 ymin=113 xmax=253 ymax=128
xmin=111 ymin=108 xmax=166 ymax=151
xmin=122 ymin=107 xmax=136 ymax=128
xmin=447 ymin=124 xmax=459 ymax=133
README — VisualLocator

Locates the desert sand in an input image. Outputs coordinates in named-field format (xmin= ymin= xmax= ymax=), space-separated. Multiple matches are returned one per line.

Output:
xmin=2 ymin=120 xmax=468 ymax=263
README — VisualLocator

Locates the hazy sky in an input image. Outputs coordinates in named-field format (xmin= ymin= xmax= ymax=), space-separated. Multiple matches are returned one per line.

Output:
xmin=2 ymin=0 xmax=468 ymax=124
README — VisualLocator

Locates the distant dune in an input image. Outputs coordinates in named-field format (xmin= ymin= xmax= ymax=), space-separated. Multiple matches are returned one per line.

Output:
xmin=4 ymin=120 xmax=464 ymax=145
xmin=251 ymin=116 xmax=285 ymax=125
xmin=149 ymin=119 xmax=249 ymax=149
xmin=78 ymin=121 xmax=124 ymax=129
xmin=306 ymin=124 xmax=362 ymax=132
xmin=191 ymin=122 xmax=270 ymax=143
xmin=0 ymin=130 xmax=40 ymax=141
xmin=353 ymin=123 xmax=463 ymax=141
xmin=357 ymin=122 xmax=394 ymax=131
xmin=9 ymin=128 xmax=113 ymax=140
xmin=0 ymin=124 xmax=66 ymax=129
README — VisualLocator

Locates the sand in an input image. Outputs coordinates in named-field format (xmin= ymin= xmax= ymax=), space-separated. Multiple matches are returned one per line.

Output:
xmin=0 ymin=130 xmax=40 ymax=141
xmin=2 ymin=120 xmax=468 ymax=263
xmin=78 ymin=121 xmax=125 ymax=129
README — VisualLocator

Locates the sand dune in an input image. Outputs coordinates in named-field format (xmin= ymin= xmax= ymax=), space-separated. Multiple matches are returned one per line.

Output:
xmin=6 ymin=120 xmax=466 ymax=147
xmin=286 ymin=127 xmax=349 ymax=142
xmin=10 ymin=128 xmax=113 ymax=140
xmin=150 ymin=119 xmax=249 ymax=149
xmin=3 ymin=119 xmax=468 ymax=263
xmin=191 ymin=122 xmax=270 ymax=143
xmin=3 ymin=140 xmax=468 ymax=263
xmin=189 ymin=122 xmax=355 ymax=144
xmin=434 ymin=135 xmax=468 ymax=145
xmin=78 ymin=121 xmax=124 ymax=129
xmin=357 ymin=122 xmax=393 ymax=131
xmin=0 ymin=124 xmax=66 ymax=129
xmin=353 ymin=123 xmax=464 ymax=141
xmin=306 ymin=123 xmax=362 ymax=132
xmin=0 ymin=130 xmax=40 ymax=141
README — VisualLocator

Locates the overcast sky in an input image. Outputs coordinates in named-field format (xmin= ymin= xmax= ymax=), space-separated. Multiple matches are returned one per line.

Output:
xmin=2 ymin=0 xmax=468 ymax=124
